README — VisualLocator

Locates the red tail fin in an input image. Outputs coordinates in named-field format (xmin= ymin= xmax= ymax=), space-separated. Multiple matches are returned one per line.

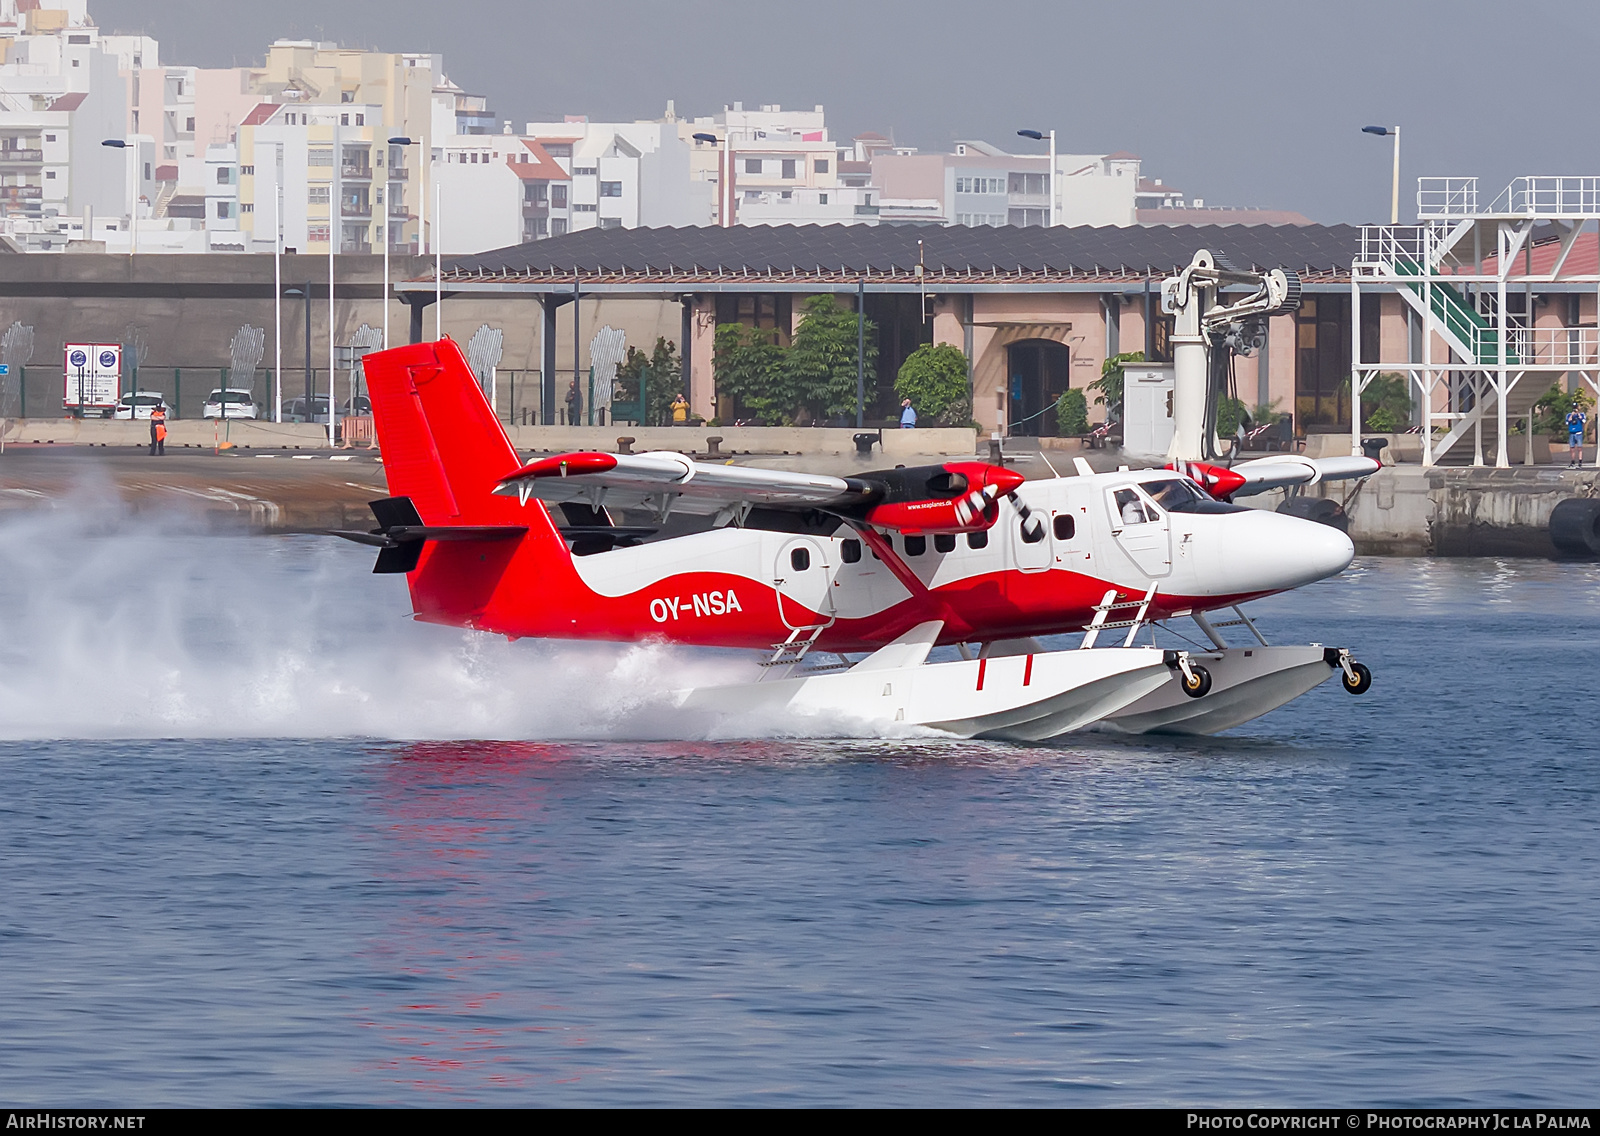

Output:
xmin=364 ymin=338 xmax=523 ymax=524
xmin=363 ymin=338 xmax=567 ymax=627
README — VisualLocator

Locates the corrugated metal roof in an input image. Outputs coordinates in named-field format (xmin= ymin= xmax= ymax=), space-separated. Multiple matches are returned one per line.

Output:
xmin=438 ymin=222 xmax=1362 ymax=285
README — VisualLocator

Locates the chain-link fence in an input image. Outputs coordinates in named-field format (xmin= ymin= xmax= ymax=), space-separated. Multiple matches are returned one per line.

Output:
xmin=2 ymin=364 xmax=550 ymax=424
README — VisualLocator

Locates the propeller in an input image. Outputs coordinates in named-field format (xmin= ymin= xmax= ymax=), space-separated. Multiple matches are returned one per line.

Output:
xmin=1008 ymin=492 xmax=1045 ymax=540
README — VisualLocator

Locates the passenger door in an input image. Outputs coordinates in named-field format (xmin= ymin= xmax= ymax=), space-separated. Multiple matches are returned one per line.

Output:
xmin=1107 ymin=487 xmax=1172 ymax=577
xmin=774 ymin=536 xmax=836 ymax=629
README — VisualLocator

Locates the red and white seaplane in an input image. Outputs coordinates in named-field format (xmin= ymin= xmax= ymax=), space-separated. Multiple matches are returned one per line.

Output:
xmin=343 ymin=362 xmax=1374 ymax=739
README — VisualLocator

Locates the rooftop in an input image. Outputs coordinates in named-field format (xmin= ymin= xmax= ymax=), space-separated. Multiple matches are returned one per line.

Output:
xmin=418 ymin=222 xmax=1364 ymax=292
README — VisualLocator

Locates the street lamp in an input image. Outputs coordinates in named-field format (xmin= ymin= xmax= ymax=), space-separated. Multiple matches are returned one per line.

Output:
xmin=1362 ymin=125 xmax=1401 ymax=225
xmin=283 ymin=284 xmax=313 ymax=420
xmin=1017 ymin=128 xmax=1055 ymax=227
xmin=389 ymin=135 xmax=440 ymax=338
xmin=100 ymin=138 xmax=137 ymax=256
xmin=693 ymin=131 xmax=731 ymax=227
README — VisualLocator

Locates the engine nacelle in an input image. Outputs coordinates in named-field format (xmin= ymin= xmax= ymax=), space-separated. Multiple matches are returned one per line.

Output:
xmin=864 ymin=461 xmax=1025 ymax=534
xmin=1169 ymin=460 xmax=1247 ymax=502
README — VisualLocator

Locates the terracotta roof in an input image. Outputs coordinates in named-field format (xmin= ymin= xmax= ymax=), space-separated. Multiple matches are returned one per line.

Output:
xmin=1477 ymin=231 xmax=1597 ymax=278
xmin=1104 ymin=150 xmax=1140 ymax=161
xmin=240 ymin=103 xmax=279 ymax=127
xmin=508 ymin=139 xmax=568 ymax=181
xmin=48 ymin=92 xmax=86 ymax=112
xmin=154 ymin=164 xmax=178 ymax=181
xmin=853 ymin=131 xmax=890 ymax=141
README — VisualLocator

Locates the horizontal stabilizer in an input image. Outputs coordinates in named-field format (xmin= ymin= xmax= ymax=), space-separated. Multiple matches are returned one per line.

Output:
xmin=329 ymin=495 xmax=528 ymax=574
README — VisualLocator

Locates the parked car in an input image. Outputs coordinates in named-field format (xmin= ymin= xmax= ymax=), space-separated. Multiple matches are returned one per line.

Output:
xmin=201 ymin=388 xmax=259 ymax=419
xmin=103 ymin=392 xmax=168 ymax=420
xmin=281 ymin=395 xmax=330 ymax=424
xmin=342 ymin=396 xmax=372 ymax=415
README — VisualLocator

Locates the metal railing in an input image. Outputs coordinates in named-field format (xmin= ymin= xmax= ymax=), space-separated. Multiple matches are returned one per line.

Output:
xmin=1506 ymin=325 xmax=1600 ymax=367
xmin=1492 ymin=176 xmax=1600 ymax=216
xmin=1418 ymin=175 xmax=1600 ymax=218
xmin=1417 ymin=177 xmax=1478 ymax=217
xmin=1357 ymin=224 xmax=1448 ymax=267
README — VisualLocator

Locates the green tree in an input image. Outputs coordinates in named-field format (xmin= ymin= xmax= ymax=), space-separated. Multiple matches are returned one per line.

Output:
xmin=1534 ymin=383 xmax=1595 ymax=438
xmin=712 ymin=323 xmax=788 ymax=422
xmin=613 ymin=336 xmax=680 ymax=426
xmin=1088 ymin=351 xmax=1144 ymax=422
xmin=784 ymin=294 xmax=878 ymax=423
xmin=1054 ymin=387 xmax=1089 ymax=435
xmin=896 ymin=342 xmax=970 ymax=426
xmin=1360 ymin=372 xmax=1412 ymax=432
xmin=1216 ymin=395 xmax=1248 ymax=439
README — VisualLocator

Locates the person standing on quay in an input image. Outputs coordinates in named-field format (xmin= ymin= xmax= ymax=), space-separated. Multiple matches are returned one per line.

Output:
xmin=671 ymin=392 xmax=689 ymax=426
xmin=1567 ymin=405 xmax=1587 ymax=468
xmin=566 ymin=379 xmax=583 ymax=426
xmin=900 ymin=397 xmax=917 ymax=428
xmin=149 ymin=403 xmax=167 ymax=456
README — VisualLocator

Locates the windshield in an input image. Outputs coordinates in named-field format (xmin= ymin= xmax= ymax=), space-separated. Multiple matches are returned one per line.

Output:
xmin=1144 ymin=476 xmax=1250 ymax=514
xmin=125 ymin=395 xmax=162 ymax=406
xmin=207 ymin=391 xmax=254 ymax=404
xmin=1143 ymin=478 xmax=1206 ymax=510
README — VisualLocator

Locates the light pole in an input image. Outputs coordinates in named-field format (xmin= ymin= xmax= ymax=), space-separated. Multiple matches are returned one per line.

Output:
xmin=693 ymin=131 xmax=734 ymax=227
xmin=284 ymin=284 xmax=312 ymax=417
xmin=99 ymin=138 xmax=137 ymax=255
xmin=273 ymin=175 xmax=282 ymax=420
xmin=1017 ymin=128 xmax=1055 ymax=226
xmin=1362 ymin=125 xmax=1401 ymax=225
xmin=389 ymin=136 xmax=441 ymax=338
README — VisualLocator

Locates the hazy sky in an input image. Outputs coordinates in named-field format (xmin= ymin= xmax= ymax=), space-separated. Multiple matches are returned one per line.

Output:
xmin=91 ymin=0 xmax=1600 ymax=225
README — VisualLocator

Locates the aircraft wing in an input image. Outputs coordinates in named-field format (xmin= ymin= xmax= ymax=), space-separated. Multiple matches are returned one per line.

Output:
xmin=1228 ymin=454 xmax=1381 ymax=496
xmin=491 ymin=450 xmax=874 ymax=519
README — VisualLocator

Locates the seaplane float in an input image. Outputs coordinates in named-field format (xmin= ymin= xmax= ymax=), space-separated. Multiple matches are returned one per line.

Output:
xmin=336 ymin=250 xmax=1377 ymax=740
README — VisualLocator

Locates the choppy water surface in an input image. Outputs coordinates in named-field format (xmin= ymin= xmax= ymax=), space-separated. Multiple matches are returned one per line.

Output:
xmin=0 ymin=516 xmax=1596 ymax=1105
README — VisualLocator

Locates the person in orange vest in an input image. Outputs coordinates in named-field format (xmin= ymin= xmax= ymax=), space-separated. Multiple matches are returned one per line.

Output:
xmin=149 ymin=403 xmax=167 ymax=456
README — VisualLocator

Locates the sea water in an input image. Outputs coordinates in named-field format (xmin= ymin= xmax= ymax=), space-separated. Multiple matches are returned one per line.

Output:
xmin=0 ymin=512 xmax=1596 ymax=1105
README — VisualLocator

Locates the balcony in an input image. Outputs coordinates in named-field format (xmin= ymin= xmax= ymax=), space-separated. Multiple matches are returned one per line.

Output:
xmin=522 ymin=201 xmax=549 ymax=217
xmin=0 ymin=185 xmax=44 ymax=201
xmin=341 ymin=202 xmax=372 ymax=218
xmin=0 ymin=149 xmax=44 ymax=164
xmin=341 ymin=242 xmax=373 ymax=254
xmin=340 ymin=164 xmax=372 ymax=181
xmin=384 ymin=167 xmax=409 ymax=181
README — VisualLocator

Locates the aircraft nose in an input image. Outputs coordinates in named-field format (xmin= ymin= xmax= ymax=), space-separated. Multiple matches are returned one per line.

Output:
xmin=1294 ymin=514 xmax=1356 ymax=584
xmin=1203 ymin=507 xmax=1354 ymax=594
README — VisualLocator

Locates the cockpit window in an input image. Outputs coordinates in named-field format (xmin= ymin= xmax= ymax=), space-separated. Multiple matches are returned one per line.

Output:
xmin=1112 ymin=488 xmax=1153 ymax=526
xmin=1143 ymin=478 xmax=1206 ymax=510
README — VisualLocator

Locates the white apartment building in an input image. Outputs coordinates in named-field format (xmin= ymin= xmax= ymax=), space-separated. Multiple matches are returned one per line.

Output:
xmin=869 ymin=140 xmax=1141 ymax=228
xmin=521 ymin=118 xmax=707 ymax=237
xmin=234 ymin=101 xmax=388 ymax=254
xmin=0 ymin=2 xmax=151 ymax=249
xmin=432 ymin=134 xmax=569 ymax=252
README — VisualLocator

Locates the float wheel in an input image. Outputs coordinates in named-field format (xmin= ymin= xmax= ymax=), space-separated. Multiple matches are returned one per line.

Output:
xmin=1341 ymin=661 xmax=1373 ymax=695
xmin=1181 ymin=664 xmax=1212 ymax=699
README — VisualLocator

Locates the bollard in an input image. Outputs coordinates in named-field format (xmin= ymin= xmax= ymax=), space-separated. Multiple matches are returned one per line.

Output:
xmin=705 ymin=435 xmax=723 ymax=457
xmin=616 ymin=435 xmax=635 ymax=455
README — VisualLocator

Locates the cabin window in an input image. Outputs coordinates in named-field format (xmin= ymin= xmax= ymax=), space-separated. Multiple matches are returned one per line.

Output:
xmin=934 ymin=534 xmax=956 ymax=553
xmin=841 ymin=538 xmax=861 ymax=564
xmin=790 ymin=547 xmax=810 ymax=571
xmin=1053 ymin=515 xmax=1075 ymax=540
xmin=1113 ymin=488 xmax=1154 ymax=526
xmin=967 ymin=531 xmax=988 ymax=549
xmin=903 ymin=535 xmax=926 ymax=557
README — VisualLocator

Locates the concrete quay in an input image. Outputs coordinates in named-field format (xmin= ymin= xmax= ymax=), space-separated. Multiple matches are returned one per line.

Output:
xmin=1297 ymin=464 xmax=1599 ymax=557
